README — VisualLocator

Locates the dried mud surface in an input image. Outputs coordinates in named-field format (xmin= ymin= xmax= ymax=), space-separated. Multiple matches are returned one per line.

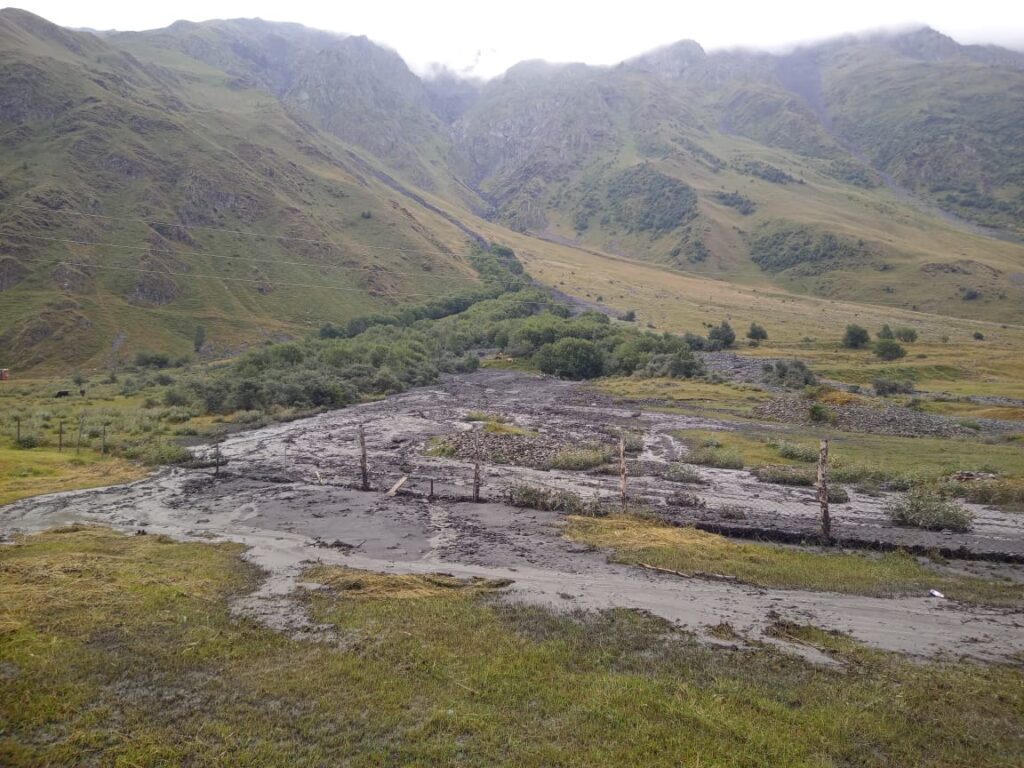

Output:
xmin=3 ymin=371 xmax=1023 ymax=662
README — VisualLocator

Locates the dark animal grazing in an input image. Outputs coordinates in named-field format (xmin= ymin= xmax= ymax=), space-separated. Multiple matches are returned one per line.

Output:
xmin=54 ymin=390 xmax=70 ymax=398
xmin=79 ymin=388 xmax=86 ymax=396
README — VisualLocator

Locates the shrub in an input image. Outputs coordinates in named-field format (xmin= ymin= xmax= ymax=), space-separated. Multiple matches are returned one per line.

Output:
xmin=548 ymin=445 xmax=614 ymax=471
xmin=962 ymin=288 xmax=981 ymax=301
xmin=754 ymin=464 xmax=815 ymax=486
xmin=886 ymin=487 xmax=974 ymax=532
xmin=708 ymin=321 xmax=736 ymax=348
xmin=163 ymin=388 xmax=190 ymax=407
xmin=662 ymin=463 xmax=704 ymax=484
xmin=686 ymin=446 xmax=744 ymax=469
xmin=973 ymin=331 xmax=985 ymax=341
xmin=894 ymin=327 xmax=918 ymax=343
xmin=774 ymin=441 xmax=818 ymax=462
xmin=762 ymin=360 xmax=816 ymax=389
xmin=746 ymin=322 xmax=768 ymax=341
xmin=621 ymin=310 xmax=636 ymax=322
xmin=842 ymin=325 xmax=870 ymax=349
xmin=534 ymin=338 xmax=605 ymax=380
xmin=668 ymin=489 xmax=706 ymax=509
xmin=135 ymin=351 xmax=171 ymax=369
xmin=506 ymin=483 xmax=599 ymax=515
xmin=424 ymin=437 xmax=458 ymax=458
xmin=873 ymin=339 xmax=907 ymax=361
xmin=873 ymin=377 xmax=915 ymax=396
xmin=14 ymin=434 xmax=43 ymax=449
xmin=808 ymin=403 xmax=835 ymax=424
xmin=877 ymin=324 xmax=895 ymax=340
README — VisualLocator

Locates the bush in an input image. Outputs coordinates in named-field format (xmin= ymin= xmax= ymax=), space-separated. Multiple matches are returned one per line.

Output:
xmin=842 ymin=325 xmax=870 ymax=349
xmin=873 ymin=377 xmax=915 ymax=396
xmin=135 ymin=351 xmax=171 ymax=369
xmin=621 ymin=310 xmax=636 ymax=322
xmin=14 ymin=434 xmax=43 ymax=449
xmin=506 ymin=483 xmax=600 ymax=515
xmin=774 ymin=441 xmax=818 ymax=462
xmin=808 ymin=403 xmax=835 ymax=424
xmin=548 ymin=445 xmax=614 ymax=471
xmin=754 ymin=464 xmax=815 ymax=486
xmin=662 ymin=463 xmax=704 ymax=484
xmin=973 ymin=331 xmax=985 ymax=341
xmin=746 ymin=323 xmax=768 ymax=341
xmin=877 ymin=324 xmax=895 ymax=340
xmin=894 ymin=327 xmax=918 ymax=343
xmin=762 ymin=360 xmax=816 ymax=389
xmin=886 ymin=487 xmax=974 ymax=532
xmin=873 ymin=339 xmax=906 ymax=361
xmin=708 ymin=321 xmax=736 ymax=348
xmin=534 ymin=338 xmax=605 ymax=380
xmin=686 ymin=446 xmax=744 ymax=470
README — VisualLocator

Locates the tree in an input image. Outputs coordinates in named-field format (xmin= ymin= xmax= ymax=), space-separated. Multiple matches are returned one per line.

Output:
xmin=193 ymin=325 xmax=207 ymax=353
xmin=708 ymin=320 xmax=736 ymax=348
xmin=877 ymin=324 xmax=894 ymax=340
xmin=873 ymin=339 xmax=906 ymax=361
xmin=746 ymin=322 xmax=768 ymax=341
xmin=842 ymin=324 xmax=870 ymax=349
xmin=894 ymin=327 xmax=918 ymax=343
xmin=534 ymin=338 xmax=605 ymax=380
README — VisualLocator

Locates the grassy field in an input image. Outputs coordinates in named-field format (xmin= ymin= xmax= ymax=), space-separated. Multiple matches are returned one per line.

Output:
xmin=1 ymin=526 xmax=1023 ymax=766
xmin=565 ymin=515 xmax=1024 ymax=607
xmin=671 ymin=427 xmax=1024 ymax=485
xmin=0 ymin=447 xmax=143 ymax=507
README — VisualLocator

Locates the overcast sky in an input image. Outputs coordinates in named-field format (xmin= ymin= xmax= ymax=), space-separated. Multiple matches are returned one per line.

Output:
xmin=10 ymin=0 xmax=1024 ymax=77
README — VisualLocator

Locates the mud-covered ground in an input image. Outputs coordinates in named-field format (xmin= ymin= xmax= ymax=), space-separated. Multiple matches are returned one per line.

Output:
xmin=3 ymin=371 xmax=1024 ymax=662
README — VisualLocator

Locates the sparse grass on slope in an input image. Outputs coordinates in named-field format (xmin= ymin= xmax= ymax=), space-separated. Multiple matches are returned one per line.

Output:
xmin=2 ymin=527 xmax=1023 ymax=766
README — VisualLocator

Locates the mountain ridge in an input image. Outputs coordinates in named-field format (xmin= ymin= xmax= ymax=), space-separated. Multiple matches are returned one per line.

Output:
xmin=1 ymin=8 xmax=1023 ymax=370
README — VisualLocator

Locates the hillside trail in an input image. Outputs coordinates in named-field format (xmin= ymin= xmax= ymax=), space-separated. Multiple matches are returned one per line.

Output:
xmin=2 ymin=371 xmax=1023 ymax=663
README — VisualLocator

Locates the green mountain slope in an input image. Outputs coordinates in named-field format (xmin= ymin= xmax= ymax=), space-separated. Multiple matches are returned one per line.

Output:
xmin=1 ymin=9 xmax=1023 ymax=371
xmin=0 ymin=9 xmax=481 ymax=370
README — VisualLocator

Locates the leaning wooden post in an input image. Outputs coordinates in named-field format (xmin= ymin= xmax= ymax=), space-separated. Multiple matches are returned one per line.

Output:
xmin=358 ymin=424 xmax=369 ymax=491
xmin=619 ymin=435 xmax=628 ymax=513
xmin=58 ymin=420 xmax=64 ymax=453
xmin=213 ymin=440 xmax=222 ymax=478
xmin=472 ymin=431 xmax=482 ymax=503
xmin=817 ymin=438 xmax=831 ymax=544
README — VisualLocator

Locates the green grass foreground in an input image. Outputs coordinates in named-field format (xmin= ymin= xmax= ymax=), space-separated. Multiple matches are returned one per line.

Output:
xmin=1 ymin=527 xmax=1023 ymax=766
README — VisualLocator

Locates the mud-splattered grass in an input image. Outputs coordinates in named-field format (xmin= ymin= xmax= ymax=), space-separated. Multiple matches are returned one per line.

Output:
xmin=2 ymin=527 xmax=1023 ymax=766
xmin=565 ymin=515 xmax=1024 ymax=607
xmin=0 ymin=446 xmax=146 ymax=506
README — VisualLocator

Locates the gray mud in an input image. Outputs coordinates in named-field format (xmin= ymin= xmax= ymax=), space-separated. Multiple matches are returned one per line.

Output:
xmin=3 ymin=370 xmax=1023 ymax=663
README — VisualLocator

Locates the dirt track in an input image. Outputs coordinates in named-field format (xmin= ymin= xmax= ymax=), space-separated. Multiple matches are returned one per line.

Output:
xmin=3 ymin=371 xmax=1023 ymax=662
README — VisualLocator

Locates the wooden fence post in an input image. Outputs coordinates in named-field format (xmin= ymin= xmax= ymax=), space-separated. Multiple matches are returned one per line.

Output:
xmin=817 ymin=439 xmax=831 ymax=543
xmin=58 ymin=420 xmax=64 ymax=453
xmin=358 ymin=424 xmax=369 ymax=491
xmin=473 ymin=430 xmax=481 ymax=503
xmin=15 ymin=416 xmax=20 ymax=444
xmin=101 ymin=424 xmax=107 ymax=454
xmin=76 ymin=416 xmax=84 ymax=454
xmin=619 ymin=435 xmax=627 ymax=513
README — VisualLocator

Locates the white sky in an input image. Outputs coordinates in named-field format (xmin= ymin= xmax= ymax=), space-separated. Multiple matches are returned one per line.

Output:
xmin=9 ymin=1 xmax=1024 ymax=78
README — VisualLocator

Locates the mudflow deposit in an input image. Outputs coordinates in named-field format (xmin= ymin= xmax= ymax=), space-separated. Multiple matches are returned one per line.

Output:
xmin=3 ymin=371 xmax=1024 ymax=663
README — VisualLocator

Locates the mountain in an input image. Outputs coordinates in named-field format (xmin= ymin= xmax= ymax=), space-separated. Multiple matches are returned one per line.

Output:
xmin=1 ymin=9 xmax=1023 ymax=370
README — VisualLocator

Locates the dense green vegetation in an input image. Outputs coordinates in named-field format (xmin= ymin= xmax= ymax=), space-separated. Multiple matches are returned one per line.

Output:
xmin=188 ymin=247 xmax=704 ymax=412
xmin=733 ymin=159 xmax=796 ymax=184
xmin=575 ymin=165 xmax=698 ymax=235
xmin=749 ymin=224 xmax=871 ymax=274
xmin=712 ymin=190 xmax=756 ymax=214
